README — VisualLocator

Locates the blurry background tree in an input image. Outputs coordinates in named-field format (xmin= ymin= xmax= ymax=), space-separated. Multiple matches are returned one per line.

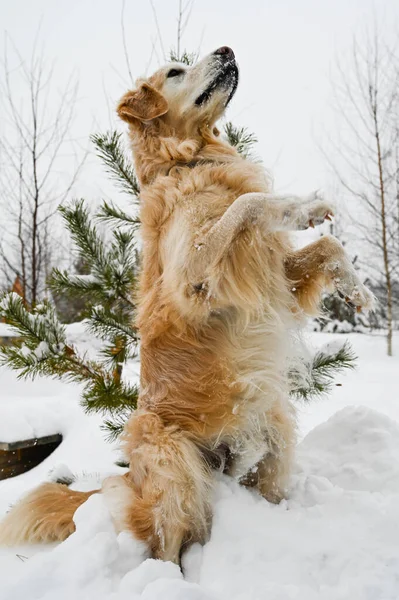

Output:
xmin=0 ymin=34 xmax=86 ymax=307
xmin=313 ymin=208 xmax=372 ymax=333
xmin=322 ymin=22 xmax=399 ymax=354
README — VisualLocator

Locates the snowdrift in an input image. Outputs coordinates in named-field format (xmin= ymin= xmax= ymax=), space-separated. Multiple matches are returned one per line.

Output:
xmin=2 ymin=405 xmax=399 ymax=600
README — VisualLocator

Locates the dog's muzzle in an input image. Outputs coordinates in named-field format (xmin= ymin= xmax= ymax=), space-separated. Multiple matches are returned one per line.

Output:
xmin=195 ymin=46 xmax=239 ymax=106
xmin=213 ymin=46 xmax=235 ymax=60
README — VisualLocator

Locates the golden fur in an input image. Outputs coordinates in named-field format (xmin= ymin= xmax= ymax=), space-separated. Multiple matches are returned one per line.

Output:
xmin=0 ymin=48 xmax=373 ymax=564
xmin=0 ymin=484 xmax=97 ymax=545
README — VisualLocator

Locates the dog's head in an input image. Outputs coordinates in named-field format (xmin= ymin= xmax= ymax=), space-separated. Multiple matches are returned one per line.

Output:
xmin=117 ymin=47 xmax=239 ymax=136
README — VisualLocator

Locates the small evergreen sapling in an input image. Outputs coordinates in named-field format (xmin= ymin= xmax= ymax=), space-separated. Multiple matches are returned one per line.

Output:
xmin=0 ymin=132 xmax=141 ymax=440
xmin=0 ymin=195 xmax=139 ymax=440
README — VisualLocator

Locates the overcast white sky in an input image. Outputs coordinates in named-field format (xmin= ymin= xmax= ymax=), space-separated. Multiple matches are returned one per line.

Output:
xmin=0 ymin=0 xmax=398 ymax=202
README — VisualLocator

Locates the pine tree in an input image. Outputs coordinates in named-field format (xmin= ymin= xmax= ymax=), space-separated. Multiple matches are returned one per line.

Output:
xmin=0 ymin=60 xmax=357 ymax=442
xmin=0 ymin=132 xmax=141 ymax=440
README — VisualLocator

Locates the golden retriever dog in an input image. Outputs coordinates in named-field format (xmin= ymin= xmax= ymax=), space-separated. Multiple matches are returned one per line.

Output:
xmin=0 ymin=46 xmax=373 ymax=564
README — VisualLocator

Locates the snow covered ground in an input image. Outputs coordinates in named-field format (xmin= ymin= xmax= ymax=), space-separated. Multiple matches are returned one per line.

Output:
xmin=0 ymin=329 xmax=398 ymax=600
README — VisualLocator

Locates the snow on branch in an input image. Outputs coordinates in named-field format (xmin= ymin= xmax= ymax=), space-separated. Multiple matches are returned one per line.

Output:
xmin=0 ymin=293 xmax=138 ymax=416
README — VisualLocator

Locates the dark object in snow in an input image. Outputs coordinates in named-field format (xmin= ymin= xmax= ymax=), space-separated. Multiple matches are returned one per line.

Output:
xmin=0 ymin=434 xmax=62 ymax=480
xmin=54 ymin=474 xmax=76 ymax=486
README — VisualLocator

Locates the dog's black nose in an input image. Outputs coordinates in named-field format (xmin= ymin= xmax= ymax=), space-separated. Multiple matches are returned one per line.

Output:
xmin=214 ymin=46 xmax=235 ymax=59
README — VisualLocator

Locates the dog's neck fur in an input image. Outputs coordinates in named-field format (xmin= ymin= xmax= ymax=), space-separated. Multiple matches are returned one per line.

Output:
xmin=127 ymin=121 xmax=240 ymax=186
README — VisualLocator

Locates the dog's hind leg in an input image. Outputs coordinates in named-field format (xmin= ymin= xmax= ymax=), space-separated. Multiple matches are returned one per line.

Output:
xmin=234 ymin=405 xmax=296 ymax=504
xmin=284 ymin=235 xmax=375 ymax=315
xmin=121 ymin=411 xmax=213 ymax=564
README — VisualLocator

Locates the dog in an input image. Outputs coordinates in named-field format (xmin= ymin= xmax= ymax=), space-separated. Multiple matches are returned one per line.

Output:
xmin=0 ymin=46 xmax=373 ymax=564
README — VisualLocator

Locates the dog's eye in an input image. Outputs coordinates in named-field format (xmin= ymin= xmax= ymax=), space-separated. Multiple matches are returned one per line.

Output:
xmin=167 ymin=68 xmax=184 ymax=78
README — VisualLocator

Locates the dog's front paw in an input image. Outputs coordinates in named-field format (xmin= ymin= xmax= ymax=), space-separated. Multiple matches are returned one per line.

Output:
xmin=297 ymin=191 xmax=334 ymax=230
xmin=329 ymin=261 xmax=376 ymax=312
xmin=337 ymin=282 xmax=376 ymax=312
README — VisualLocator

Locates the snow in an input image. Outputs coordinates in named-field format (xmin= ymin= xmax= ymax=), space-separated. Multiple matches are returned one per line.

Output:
xmin=0 ymin=330 xmax=399 ymax=599
xmin=0 ymin=322 xmax=14 ymax=338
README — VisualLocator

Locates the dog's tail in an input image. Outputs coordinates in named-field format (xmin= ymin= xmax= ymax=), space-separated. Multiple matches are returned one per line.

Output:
xmin=0 ymin=482 xmax=98 ymax=545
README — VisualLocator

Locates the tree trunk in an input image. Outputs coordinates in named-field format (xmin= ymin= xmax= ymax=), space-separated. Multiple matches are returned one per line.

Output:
xmin=373 ymin=104 xmax=393 ymax=356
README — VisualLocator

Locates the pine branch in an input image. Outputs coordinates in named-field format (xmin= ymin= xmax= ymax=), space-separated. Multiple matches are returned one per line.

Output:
xmin=0 ymin=293 xmax=138 ymax=414
xmin=1 ymin=124 xmax=143 ymax=438
xmin=169 ymin=49 xmax=197 ymax=65
xmin=110 ymin=229 xmax=137 ymax=274
xmin=49 ymin=269 xmax=104 ymax=301
xmin=96 ymin=200 xmax=140 ymax=228
xmin=91 ymin=131 xmax=140 ymax=197
xmin=87 ymin=305 xmax=138 ymax=345
xmin=101 ymin=411 xmax=132 ymax=442
xmin=82 ymin=377 xmax=138 ymax=414
xmin=106 ymin=229 xmax=138 ymax=306
xmin=88 ymin=305 xmax=138 ymax=370
xmin=59 ymin=200 xmax=107 ymax=274
xmin=49 ymin=202 xmax=137 ymax=311
xmin=224 ymin=122 xmax=258 ymax=160
xmin=0 ymin=294 xmax=97 ymax=382
xmin=0 ymin=294 xmax=66 ymax=357
xmin=290 ymin=340 xmax=357 ymax=401
xmin=100 ymin=340 xmax=128 ymax=369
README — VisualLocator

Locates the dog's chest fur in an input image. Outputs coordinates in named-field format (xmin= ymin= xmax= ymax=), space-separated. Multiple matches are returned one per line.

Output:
xmin=138 ymin=158 xmax=295 ymax=475
xmin=211 ymin=305 xmax=292 ymax=477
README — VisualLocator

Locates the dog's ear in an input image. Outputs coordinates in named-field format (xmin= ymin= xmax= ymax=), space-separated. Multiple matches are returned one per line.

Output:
xmin=117 ymin=83 xmax=168 ymax=123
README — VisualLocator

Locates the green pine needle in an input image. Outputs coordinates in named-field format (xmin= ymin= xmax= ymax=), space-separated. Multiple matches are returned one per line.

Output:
xmin=96 ymin=201 xmax=140 ymax=228
xmin=87 ymin=305 xmax=138 ymax=346
xmin=101 ymin=411 xmax=132 ymax=443
xmin=59 ymin=200 xmax=107 ymax=274
xmin=49 ymin=201 xmax=137 ymax=311
xmin=224 ymin=122 xmax=258 ymax=160
xmin=49 ymin=269 xmax=104 ymax=301
xmin=0 ymin=294 xmax=97 ymax=383
xmin=291 ymin=340 xmax=357 ymax=401
xmin=0 ymin=293 xmax=138 ymax=417
xmin=82 ymin=377 xmax=138 ymax=415
xmin=91 ymin=131 xmax=140 ymax=197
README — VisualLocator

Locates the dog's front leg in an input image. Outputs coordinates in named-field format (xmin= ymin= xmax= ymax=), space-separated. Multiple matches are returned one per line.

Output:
xmin=188 ymin=190 xmax=334 ymax=311
xmin=195 ymin=190 xmax=333 ymax=268
xmin=285 ymin=235 xmax=375 ymax=315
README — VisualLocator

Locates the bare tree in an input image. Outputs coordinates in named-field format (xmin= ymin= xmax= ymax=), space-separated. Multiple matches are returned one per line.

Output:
xmin=0 ymin=35 xmax=86 ymax=306
xmin=146 ymin=0 xmax=197 ymax=66
xmin=175 ymin=0 xmax=195 ymax=59
xmin=324 ymin=24 xmax=399 ymax=355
